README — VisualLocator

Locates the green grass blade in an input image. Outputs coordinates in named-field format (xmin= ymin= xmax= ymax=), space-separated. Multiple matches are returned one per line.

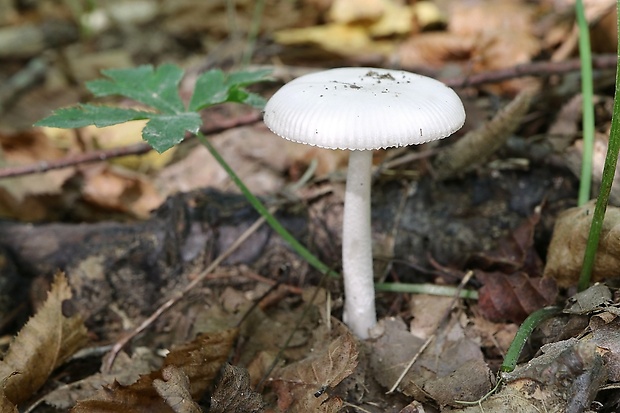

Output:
xmin=501 ymin=306 xmax=562 ymax=373
xmin=197 ymin=133 xmax=338 ymax=278
xmin=578 ymin=1 xmax=620 ymax=291
xmin=375 ymin=282 xmax=478 ymax=300
xmin=576 ymin=0 xmax=595 ymax=206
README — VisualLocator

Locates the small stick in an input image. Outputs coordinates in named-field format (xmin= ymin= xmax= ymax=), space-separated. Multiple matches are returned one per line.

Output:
xmin=0 ymin=112 xmax=262 ymax=179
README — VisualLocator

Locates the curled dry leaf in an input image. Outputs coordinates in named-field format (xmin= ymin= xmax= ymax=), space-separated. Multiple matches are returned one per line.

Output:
xmin=0 ymin=272 xmax=89 ymax=406
xmin=270 ymin=327 xmax=358 ymax=413
xmin=153 ymin=366 xmax=202 ymax=413
xmin=544 ymin=201 xmax=620 ymax=287
xmin=73 ymin=328 xmax=238 ymax=413
xmin=210 ymin=364 xmax=264 ymax=413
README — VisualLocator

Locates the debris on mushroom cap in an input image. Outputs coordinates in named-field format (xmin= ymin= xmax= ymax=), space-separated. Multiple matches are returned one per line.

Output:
xmin=264 ymin=67 xmax=465 ymax=151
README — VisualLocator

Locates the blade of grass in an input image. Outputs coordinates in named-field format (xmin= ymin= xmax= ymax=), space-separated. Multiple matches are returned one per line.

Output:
xmin=375 ymin=282 xmax=478 ymax=300
xmin=576 ymin=0 xmax=596 ymax=206
xmin=578 ymin=0 xmax=620 ymax=291
xmin=501 ymin=306 xmax=562 ymax=373
xmin=197 ymin=133 xmax=338 ymax=278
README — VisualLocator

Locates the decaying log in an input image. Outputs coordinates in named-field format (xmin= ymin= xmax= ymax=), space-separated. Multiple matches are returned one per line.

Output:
xmin=0 ymin=164 xmax=577 ymax=333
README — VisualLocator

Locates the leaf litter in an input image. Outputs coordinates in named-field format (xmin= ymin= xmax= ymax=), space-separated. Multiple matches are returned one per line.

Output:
xmin=3 ymin=0 xmax=620 ymax=411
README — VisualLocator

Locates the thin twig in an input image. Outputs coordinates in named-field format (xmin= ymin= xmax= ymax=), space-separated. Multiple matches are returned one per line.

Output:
xmin=253 ymin=54 xmax=617 ymax=89
xmin=442 ymin=54 xmax=617 ymax=88
xmin=0 ymin=111 xmax=262 ymax=179
xmin=101 ymin=206 xmax=276 ymax=373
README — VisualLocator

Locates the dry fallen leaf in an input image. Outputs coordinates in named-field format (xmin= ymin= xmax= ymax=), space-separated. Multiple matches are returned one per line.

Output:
xmin=0 ymin=130 xmax=75 ymax=220
xmin=210 ymin=364 xmax=264 ymax=413
xmin=81 ymin=164 xmax=164 ymax=219
xmin=0 ymin=272 xmax=89 ymax=405
xmin=270 ymin=326 xmax=358 ymax=413
xmin=42 ymin=349 xmax=162 ymax=410
xmin=476 ymin=271 xmax=558 ymax=322
xmin=153 ymin=366 xmax=202 ymax=413
xmin=73 ymin=328 xmax=238 ymax=412
xmin=544 ymin=201 xmax=620 ymax=287
xmin=371 ymin=317 xmax=492 ymax=405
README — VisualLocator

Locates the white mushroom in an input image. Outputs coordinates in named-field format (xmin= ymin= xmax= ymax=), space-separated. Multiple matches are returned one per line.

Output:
xmin=264 ymin=67 xmax=465 ymax=338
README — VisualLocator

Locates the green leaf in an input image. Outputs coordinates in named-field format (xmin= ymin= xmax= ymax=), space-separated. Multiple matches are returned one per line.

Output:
xmin=226 ymin=69 xmax=272 ymax=87
xmin=189 ymin=68 xmax=272 ymax=111
xmin=242 ymin=92 xmax=267 ymax=109
xmin=142 ymin=112 xmax=202 ymax=153
xmin=188 ymin=69 xmax=230 ymax=111
xmin=35 ymin=105 xmax=152 ymax=129
xmin=86 ymin=64 xmax=186 ymax=114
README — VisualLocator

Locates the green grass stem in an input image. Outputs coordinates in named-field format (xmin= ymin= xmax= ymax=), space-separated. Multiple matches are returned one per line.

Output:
xmin=501 ymin=306 xmax=562 ymax=373
xmin=576 ymin=0 xmax=595 ymax=206
xmin=578 ymin=1 xmax=620 ymax=291
xmin=375 ymin=282 xmax=478 ymax=300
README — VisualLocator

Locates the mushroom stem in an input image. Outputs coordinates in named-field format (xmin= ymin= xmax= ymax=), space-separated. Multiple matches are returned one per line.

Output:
xmin=342 ymin=149 xmax=377 ymax=338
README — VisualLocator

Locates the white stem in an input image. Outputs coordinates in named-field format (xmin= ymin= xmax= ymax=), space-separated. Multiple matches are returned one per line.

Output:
xmin=342 ymin=149 xmax=376 ymax=338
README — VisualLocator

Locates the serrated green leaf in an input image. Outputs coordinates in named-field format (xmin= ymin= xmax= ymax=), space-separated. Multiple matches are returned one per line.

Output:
xmin=225 ymin=69 xmax=272 ymax=87
xmin=242 ymin=92 xmax=267 ymax=109
xmin=142 ymin=112 xmax=202 ymax=153
xmin=35 ymin=105 xmax=152 ymax=129
xmin=188 ymin=69 xmax=230 ymax=111
xmin=86 ymin=64 xmax=186 ymax=114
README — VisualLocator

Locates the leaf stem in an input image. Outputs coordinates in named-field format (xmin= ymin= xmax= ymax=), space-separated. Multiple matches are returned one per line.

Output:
xmin=197 ymin=133 xmax=338 ymax=278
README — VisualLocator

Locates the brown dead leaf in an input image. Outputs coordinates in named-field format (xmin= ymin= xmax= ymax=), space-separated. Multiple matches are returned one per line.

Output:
xmin=270 ymin=326 xmax=358 ymax=413
xmin=0 ymin=272 xmax=89 ymax=406
xmin=544 ymin=201 xmax=620 ymax=287
xmin=494 ymin=339 xmax=606 ymax=413
xmin=371 ymin=317 xmax=492 ymax=405
xmin=73 ymin=329 xmax=238 ymax=412
xmin=0 ymin=388 xmax=17 ymax=413
xmin=0 ymin=130 xmax=75 ymax=220
xmin=153 ymin=366 xmax=202 ymax=413
xmin=82 ymin=164 xmax=164 ymax=219
xmin=476 ymin=271 xmax=558 ymax=322
xmin=42 ymin=349 xmax=161 ymax=410
xmin=395 ymin=31 xmax=474 ymax=68
xmin=210 ymin=364 xmax=264 ymax=413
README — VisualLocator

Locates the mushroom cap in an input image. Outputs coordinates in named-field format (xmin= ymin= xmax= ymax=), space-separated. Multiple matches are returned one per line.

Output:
xmin=264 ymin=67 xmax=465 ymax=150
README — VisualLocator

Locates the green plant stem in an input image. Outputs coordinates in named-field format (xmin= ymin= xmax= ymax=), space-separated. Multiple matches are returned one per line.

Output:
xmin=375 ymin=282 xmax=478 ymax=300
xmin=197 ymin=133 xmax=338 ymax=278
xmin=576 ymin=0 xmax=595 ymax=206
xmin=578 ymin=1 xmax=620 ymax=291
xmin=501 ymin=306 xmax=562 ymax=373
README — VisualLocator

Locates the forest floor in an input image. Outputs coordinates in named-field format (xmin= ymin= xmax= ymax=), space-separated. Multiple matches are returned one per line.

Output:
xmin=1 ymin=0 xmax=620 ymax=412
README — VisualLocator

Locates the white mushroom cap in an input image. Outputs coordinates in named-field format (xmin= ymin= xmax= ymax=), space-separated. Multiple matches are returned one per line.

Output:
xmin=264 ymin=67 xmax=465 ymax=151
